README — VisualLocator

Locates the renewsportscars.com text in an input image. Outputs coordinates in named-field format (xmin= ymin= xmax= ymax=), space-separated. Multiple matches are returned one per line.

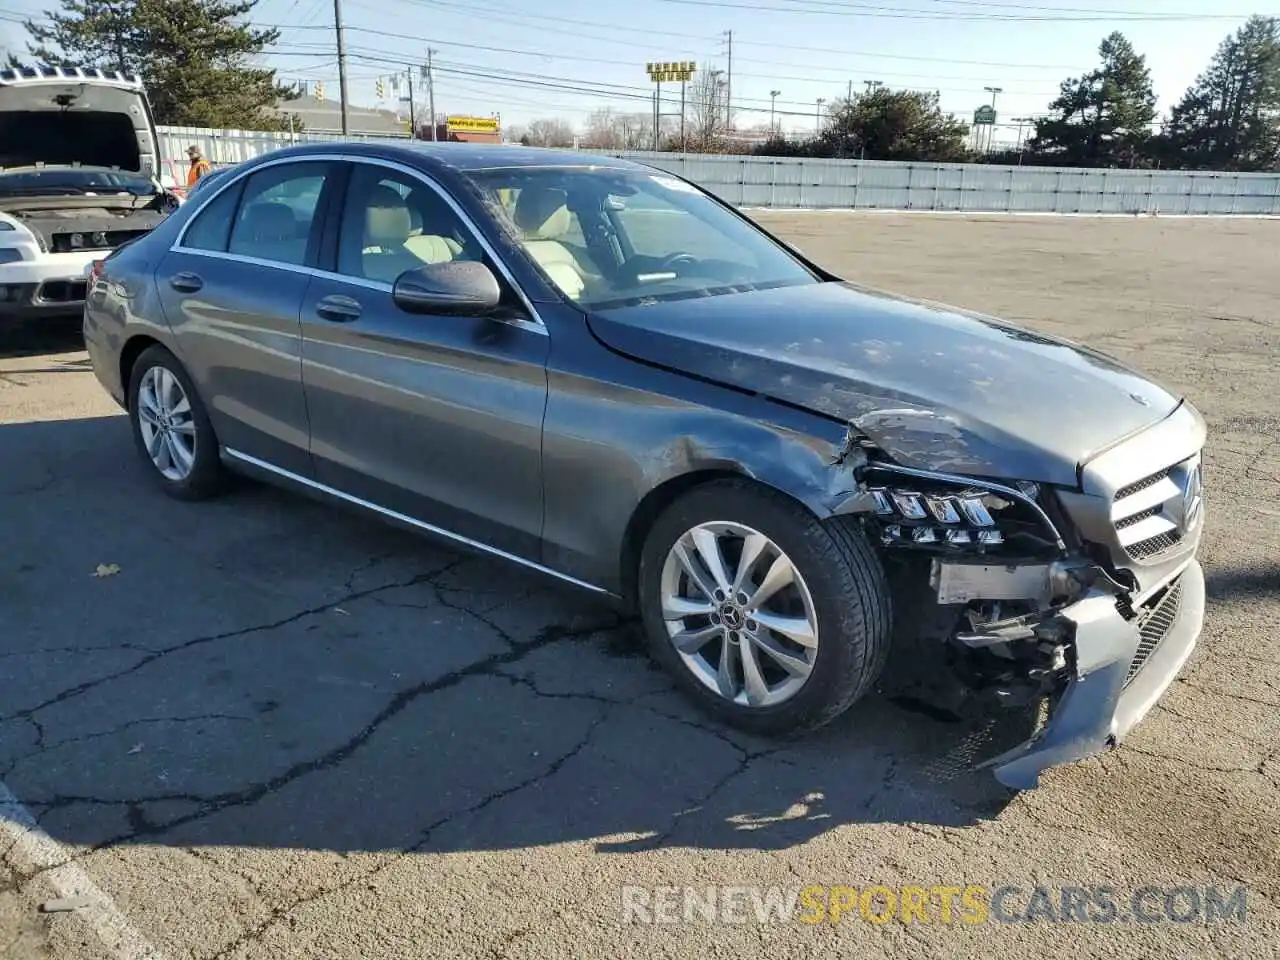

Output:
xmin=620 ymin=884 xmax=1249 ymax=925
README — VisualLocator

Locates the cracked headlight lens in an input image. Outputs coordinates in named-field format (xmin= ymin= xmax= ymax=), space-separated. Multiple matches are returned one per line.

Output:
xmin=868 ymin=484 xmax=1029 ymax=552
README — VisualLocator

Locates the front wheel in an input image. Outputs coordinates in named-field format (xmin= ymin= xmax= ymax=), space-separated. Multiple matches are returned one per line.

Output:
xmin=637 ymin=479 xmax=893 ymax=736
xmin=127 ymin=344 xmax=227 ymax=500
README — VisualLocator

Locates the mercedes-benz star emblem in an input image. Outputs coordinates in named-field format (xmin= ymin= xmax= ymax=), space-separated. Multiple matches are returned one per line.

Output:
xmin=1183 ymin=464 xmax=1203 ymax=530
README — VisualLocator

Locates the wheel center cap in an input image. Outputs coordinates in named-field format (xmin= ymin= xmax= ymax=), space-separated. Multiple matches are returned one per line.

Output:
xmin=719 ymin=603 xmax=744 ymax=629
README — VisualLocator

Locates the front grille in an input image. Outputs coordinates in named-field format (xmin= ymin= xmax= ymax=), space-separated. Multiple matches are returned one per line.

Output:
xmin=1115 ymin=468 xmax=1170 ymax=502
xmin=35 ymin=279 xmax=87 ymax=303
xmin=1125 ymin=577 xmax=1184 ymax=686
xmin=1109 ymin=455 xmax=1197 ymax=563
xmin=1130 ymin=531 xmax=1182 ymax=560
xmin=50 ymin=229 xmax=149 ymax=254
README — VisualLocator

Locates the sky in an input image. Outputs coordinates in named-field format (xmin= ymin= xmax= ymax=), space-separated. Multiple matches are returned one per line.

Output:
xmin=1 ymin=0 xmax=1274 ymax=137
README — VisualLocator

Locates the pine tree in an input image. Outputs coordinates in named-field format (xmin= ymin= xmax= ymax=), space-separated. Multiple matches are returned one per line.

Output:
xmin=814 ymin=88 xmax=972 ymax=162
xmin=18 ymin=0 xmax=298 ymax=130
xmin=1029 ymin=32 xmax=1157 ymax=167
xmin=1162 ymin=16 xmax=1280 ymax=171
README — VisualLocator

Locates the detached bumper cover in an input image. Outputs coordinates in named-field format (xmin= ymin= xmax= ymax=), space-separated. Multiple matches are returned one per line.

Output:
xmin=983 ymin=558 xmax=1205 ymax=790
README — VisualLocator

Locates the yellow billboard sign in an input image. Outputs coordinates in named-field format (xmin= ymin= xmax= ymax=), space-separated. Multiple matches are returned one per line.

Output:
xmin=446 ymin=115 xmax=499 ymax=134
xmin=645 ymin=60 xmax=696 ymax=83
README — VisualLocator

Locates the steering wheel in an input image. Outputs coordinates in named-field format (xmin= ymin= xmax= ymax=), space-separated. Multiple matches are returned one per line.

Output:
xmin=655 ymin=251 xmax=700 ymax=273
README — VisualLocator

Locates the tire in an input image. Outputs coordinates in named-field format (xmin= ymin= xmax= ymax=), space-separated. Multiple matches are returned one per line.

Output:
xmin=637 ymin=478 xmax=892 ymax=736
xmin=127 ymin=344 xmax=228 ymax=501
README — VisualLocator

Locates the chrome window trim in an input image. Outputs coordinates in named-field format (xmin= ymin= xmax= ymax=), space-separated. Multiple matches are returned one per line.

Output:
xmin=170 ymin=151 xmax=548 ymax=336
xmin=222 ymin=447 xmax=607 ymax=595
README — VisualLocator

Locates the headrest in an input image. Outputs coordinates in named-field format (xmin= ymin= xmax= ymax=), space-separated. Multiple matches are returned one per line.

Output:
xmin=364 ymin=183 xmax=412 ymax=246
xmin=513 ymin=187 xmax=571 ymax=239
xmin=239 ymin=201 xmax=296 ymax=241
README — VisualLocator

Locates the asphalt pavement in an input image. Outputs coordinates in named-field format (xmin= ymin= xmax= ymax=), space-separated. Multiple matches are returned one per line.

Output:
xmin=1 ymin=214 xmax=1278 ymax=960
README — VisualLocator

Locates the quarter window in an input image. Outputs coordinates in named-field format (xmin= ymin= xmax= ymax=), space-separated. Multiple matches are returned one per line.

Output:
xmin=181 ymin=178 xmax=244 ymax=253
xmin=336 ymin=164 xmax=482 ymax=284
xmin=227 ymin=162 xmax=330 ymax=266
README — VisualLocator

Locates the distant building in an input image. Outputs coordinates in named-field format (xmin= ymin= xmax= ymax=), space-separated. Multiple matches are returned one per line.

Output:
xmin=275 ymin=93 xmax=410 ymax=137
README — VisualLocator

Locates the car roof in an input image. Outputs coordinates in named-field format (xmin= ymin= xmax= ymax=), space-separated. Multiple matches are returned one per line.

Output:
xmin=251 ymin=140 xmax=651 ymax=175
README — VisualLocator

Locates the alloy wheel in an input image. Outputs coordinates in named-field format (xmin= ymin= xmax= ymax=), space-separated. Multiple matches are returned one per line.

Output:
xmin=659 ymin=521 xmax=820 ymax=708
xmin=136 ymin=365 xmax=197 ymax=482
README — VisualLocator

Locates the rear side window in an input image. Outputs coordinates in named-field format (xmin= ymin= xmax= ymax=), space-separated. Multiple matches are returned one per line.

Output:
xmin=182 ymin=179 xmax=244 ymax=252
xmin=227 ymin=162 xmax=331 ymax=266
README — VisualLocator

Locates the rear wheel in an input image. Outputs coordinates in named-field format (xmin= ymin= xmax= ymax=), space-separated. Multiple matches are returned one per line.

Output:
xmin=127 ymin=345 xmax=227 ymax=500
xmin=637 ymin=479 xmax=892 ymax=735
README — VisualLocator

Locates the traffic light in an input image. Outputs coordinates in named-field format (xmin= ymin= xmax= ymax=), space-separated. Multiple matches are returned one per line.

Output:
xmin=315 ymin=80 xmax=325 ymax=102
xmin=376 ymin=77 xmax=386 ymax=99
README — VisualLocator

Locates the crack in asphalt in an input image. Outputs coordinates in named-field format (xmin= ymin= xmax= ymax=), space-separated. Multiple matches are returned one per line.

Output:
xmin=8 ymin=612 xmax=631 ymax=888
xmin=0 ymin=642 xmax=155 ymax=663
xmin=1175 ymin=678 xmax=1280 ymax=710
xmin=1121 ymin=744 xmax=1261 ymax=775
xmin=5 ymin=715 xmax=255 ymax=774
xmin=204 ymin=707 xmax=616 ymax=960
xmin=0 ymin=558 xmax=467 ymax=729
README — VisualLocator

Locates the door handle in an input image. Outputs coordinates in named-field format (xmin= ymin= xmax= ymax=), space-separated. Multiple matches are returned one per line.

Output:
xmin=316 ymin=294 xmax=362 ymax=323
xmin=169 ymin=271 xmax=203 ymax=293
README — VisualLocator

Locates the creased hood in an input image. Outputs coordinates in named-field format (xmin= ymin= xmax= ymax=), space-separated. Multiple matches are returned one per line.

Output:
xmin=585 ymin=281 xmax=1181 ymax=487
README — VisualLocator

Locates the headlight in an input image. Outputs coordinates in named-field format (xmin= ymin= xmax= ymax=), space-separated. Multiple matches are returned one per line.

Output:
xmin=859 ymin=472 xmax=1062 ymax=557
xmin=870 ymin=487 xmax=1009 ymax=547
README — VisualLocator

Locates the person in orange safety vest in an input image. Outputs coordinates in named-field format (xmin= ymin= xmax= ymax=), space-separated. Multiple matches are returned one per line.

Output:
xmin=186 ymin=145 xmax=212 ymax=186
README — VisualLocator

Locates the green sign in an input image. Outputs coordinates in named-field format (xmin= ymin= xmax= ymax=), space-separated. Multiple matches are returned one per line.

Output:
xmin=973 ymin=105 xmax=997 ymax=125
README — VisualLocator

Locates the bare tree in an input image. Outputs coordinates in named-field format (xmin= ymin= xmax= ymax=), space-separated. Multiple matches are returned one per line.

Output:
xmin=582 ymin=107 xmax=661 ymax=150
xmin=523 ymin=117 xmax=576 ymax=148
xmin=685 ymin=68 xmax=729 ymax=151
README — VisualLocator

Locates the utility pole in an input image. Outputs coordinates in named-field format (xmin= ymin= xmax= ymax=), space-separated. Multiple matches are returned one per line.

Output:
xmin=816 ymin=97 xmax=825 ymax=133
xmin=722 ymin=29 xmax=733 ymax=133
xmin=406 ymin=65 xmax=416 ymax=139
xmin=426 ymin=48 xmax=437 ymax=141
xmin=769 ymin=89 xmax=781 ymax=134
xmin=983 ymin=86 xmax=1002 ymax=154
xmin=334 ymin=0 xmax=350 ymax=135
xmin=864 ymin=79 xmax=882 ymax=93
xmin=1013 ymin=115 xmax=1033 ymax=164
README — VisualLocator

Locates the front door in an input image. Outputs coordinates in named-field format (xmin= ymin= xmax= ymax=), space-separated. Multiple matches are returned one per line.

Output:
xmin=299 ymin=160 xmax=550 ymax=560
xmin=157 ymin=159 xmax=340 ymax=476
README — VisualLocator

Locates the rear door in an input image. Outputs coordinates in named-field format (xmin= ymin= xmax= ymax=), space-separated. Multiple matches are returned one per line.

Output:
xmin=298 ymin=159 xmax=550 ymax=560
xmin=156 ymin=159 xmax=340 ymax=476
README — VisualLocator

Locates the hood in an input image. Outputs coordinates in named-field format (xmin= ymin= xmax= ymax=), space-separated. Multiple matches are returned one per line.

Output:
xmin=0 ymin=72 xmax=159 ymax=178
xmin=585 ymin=281 xmax=1181 ymax=487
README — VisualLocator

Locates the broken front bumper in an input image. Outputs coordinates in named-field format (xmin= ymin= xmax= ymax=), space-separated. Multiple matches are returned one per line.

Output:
xmin=982 ymin=557 xmax=1205 ymax=790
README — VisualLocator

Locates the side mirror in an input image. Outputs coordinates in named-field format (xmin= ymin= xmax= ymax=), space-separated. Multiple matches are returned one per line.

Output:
xmin=392 ymin=261 xmax=502 ymax=316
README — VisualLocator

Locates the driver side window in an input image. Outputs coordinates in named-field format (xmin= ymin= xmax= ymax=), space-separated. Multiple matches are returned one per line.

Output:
xmin=336 ymin=164 xmax=482 ymax=285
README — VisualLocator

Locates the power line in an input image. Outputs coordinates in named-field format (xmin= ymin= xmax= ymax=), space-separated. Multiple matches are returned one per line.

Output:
xmin=377 ymin=0 xmax=1091 ymax=68
xmin=266 ymin=25 xmax=1064 ymax=94
xmin=654 ymin=0 xmax=1255 ymax=22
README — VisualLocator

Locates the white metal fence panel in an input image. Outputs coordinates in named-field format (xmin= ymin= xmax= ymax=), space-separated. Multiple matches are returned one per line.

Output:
xmin=153 ymin=128 xmax=1280 ymax=215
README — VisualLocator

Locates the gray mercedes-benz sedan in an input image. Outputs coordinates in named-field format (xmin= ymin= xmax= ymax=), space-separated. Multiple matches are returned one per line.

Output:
xmin=84 ymin=142 xmax=1207 ymax=788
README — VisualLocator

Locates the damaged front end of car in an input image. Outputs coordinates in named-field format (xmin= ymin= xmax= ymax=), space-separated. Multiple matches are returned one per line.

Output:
xmin=828 ymin=402 xmax=1208 ymax=790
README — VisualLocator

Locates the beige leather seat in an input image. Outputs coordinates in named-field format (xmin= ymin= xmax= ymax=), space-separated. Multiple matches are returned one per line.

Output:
xmin=512 ymin=187 xmax=594 ymax=300
xmin=359 ymin=184 xmax=462 ymax=283
xmin=404 ymin=205 xmax=463 ymax=264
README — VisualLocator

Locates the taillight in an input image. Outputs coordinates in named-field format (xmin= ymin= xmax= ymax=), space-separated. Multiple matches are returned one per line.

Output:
xmin=89 ymin=259 xmax=106 ymax=287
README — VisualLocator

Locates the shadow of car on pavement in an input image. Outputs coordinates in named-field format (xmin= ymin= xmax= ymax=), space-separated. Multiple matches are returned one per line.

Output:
xmin=1 ymin=414 xmax=1041 ymax=865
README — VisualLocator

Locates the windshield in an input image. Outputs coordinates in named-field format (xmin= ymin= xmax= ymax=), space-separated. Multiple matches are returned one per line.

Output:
xmin=465 ymin=166 xmax=818 ymax=309
xmin=0 ymin=168 xmax=158 ymax=197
